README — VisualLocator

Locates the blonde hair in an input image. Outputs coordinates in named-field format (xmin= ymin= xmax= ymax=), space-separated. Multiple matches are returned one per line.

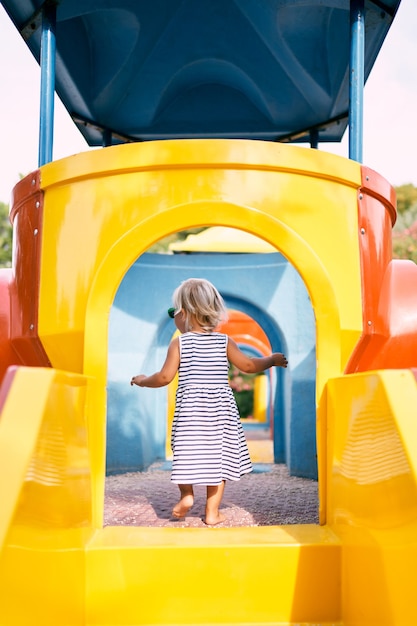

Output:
xmin=172 ymin=278 xmax=228 ymax=332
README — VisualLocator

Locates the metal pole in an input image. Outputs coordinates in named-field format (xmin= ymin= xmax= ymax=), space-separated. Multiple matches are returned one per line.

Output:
xmin=349 ymin=0 xmax=365 ymax=163
xmin=38 ymin=2 xmax=57 ymax=167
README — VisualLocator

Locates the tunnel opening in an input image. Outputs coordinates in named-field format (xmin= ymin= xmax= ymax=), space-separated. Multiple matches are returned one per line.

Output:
xmin=104 ymin=226 xmax=318 ymax=527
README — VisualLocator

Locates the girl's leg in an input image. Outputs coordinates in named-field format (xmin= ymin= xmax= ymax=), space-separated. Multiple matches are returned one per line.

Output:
xmin=205 ymin=480 xmax=226 ymax=525
xmin=172 ymin=484 xmax=194 ymax=518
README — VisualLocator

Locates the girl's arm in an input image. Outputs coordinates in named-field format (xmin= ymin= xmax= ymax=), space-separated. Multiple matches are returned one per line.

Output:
xmin=131 ymin=337 xmax=180 ymax=388
xmin=227 ymin=337 xmax=287 ymax=373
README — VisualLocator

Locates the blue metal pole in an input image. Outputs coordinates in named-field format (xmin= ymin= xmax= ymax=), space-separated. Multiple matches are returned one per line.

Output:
xmin=38 ymin=3 xmax=57 ymax=167
xmin=349 ymin=0 xmax=365 ymax=163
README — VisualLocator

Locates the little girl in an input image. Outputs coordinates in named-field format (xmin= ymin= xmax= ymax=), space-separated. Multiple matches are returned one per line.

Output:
xmin=131 ymin=278 xmax=288 ymax=525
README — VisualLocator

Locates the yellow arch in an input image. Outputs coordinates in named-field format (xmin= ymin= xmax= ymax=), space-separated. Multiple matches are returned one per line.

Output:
xmin=82 ymin=205 xmax=341 ymax=522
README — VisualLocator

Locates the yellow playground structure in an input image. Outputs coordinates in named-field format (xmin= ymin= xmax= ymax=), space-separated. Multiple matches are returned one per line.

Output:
xmin=1 ymin=2 xmax=417 ymax=625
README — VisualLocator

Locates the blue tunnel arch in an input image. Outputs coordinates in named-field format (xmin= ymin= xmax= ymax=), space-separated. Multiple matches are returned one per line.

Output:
xmin=106 ymin=248 xmax=317 ymax=479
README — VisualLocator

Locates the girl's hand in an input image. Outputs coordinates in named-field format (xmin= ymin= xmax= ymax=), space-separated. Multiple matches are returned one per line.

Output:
xmin=131 ymin=374 xmax=146 ymax=386
xmin=273 ymin=353 xmax=288 ymax=368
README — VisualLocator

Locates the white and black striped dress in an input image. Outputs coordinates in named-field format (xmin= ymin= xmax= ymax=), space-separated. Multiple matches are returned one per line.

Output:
xmin=171 ymin=332 xmax=252 ymax=485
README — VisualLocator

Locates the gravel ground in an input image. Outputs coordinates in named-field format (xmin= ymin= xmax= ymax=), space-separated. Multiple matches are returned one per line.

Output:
xmin=104 ymin=462 xmax=319 ymax=528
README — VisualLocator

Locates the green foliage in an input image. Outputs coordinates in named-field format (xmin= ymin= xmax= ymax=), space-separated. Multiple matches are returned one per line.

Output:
xmin=233 ymin=389 xmax=253 ymax=418
xmin=229 ymin=366 xmax=257 ymax=419
xmin=392 ymin=229 xmax=417 ymax=264
xmin=392 ymin=184 xmax=417 ymax=263
xmin=0 ymin=202 xmax=12 ymax=268
xmin=395 ymin=184 xmax=417 ymax=215
xmin=393 ymin=202 xmax=417 ymax=232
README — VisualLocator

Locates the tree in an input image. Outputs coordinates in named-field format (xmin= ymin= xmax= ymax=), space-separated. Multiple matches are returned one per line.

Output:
xmin=392 ymin=226 xmax=417 ymax=264
xmin=0 ymin=202 xmax=12 ymax=268
xmin=395 ymin=184 xmax=417 ymax=215
xmin=392 ymin=184 xmax=417 ymax=262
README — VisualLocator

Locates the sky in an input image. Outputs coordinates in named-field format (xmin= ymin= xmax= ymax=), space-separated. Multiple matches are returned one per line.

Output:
xmin=1 ymin=1 xmax=417 ymax=204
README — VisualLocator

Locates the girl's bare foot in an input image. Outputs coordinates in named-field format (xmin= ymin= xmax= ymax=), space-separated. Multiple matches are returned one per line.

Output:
xmin=172 ymin=485 xmax=194 ymax=518
xmin=204 ymin=512 xmax=226 ymax=526
xmin=172 ymin=494 xmax=194 ymax=518
xmin=204 ymin=481 xmax=226 ymax=525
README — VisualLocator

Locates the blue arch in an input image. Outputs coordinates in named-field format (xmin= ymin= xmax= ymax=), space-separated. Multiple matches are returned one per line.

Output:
xmin=107 ymin=251 xmax=317 ymax=478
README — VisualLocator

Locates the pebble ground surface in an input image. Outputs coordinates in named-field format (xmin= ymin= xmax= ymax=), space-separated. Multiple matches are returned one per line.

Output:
xmin=104 ymin=461 xmax=319 ymax=528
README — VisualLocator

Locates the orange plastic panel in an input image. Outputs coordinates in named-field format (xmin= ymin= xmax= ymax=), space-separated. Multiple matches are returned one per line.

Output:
xmin=345 ymin=166 xmax=398 ymax=373
xmin=8 ymin=170 xmax=51 ymax=370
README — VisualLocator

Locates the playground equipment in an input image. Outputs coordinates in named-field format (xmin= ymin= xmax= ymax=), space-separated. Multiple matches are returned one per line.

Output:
xmin=2 ymin=1 xmax=417 ymax=625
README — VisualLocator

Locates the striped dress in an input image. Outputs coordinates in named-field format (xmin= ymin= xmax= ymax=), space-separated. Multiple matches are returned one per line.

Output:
xmin=171 ymin=331 xmax=252 ymax=485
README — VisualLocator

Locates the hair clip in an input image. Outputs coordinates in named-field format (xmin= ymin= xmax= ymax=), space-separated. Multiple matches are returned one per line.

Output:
xmin=168 ymin=307 xmax=176 ymax=319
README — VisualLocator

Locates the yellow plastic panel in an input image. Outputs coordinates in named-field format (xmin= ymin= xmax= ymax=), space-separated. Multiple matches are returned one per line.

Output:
xmin=0 ymin=367 xmax=94 ymax=626
xmin=0 ymin=531 xmax=88 ymax=626
xmin=326 ymin=369 xmax=417 ymax=626
xmin=86 ymin=525 xmax=341 ymax=626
